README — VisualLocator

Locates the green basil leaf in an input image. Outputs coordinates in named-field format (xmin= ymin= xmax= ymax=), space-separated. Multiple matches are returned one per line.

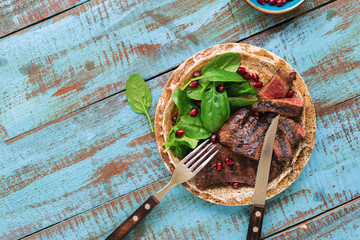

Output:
xmin=229 ymin=96 xmax=258 ymax=111
xmin=199 ymin=68 xmax=245 ymax=83
xmin=226 ymin=81 xmax=257 ymax=96
xmin=172 ymin=88 xmax=196 ymax=114
xmin=201 ymin=84 xmax=230 ymax=133
xmin=202 ymin=52 xmax=241 ymax=74
xmin=176 ymin=115 xmax=211 ymax=139
xmin=126 ymin=74 xmax=154 ymax=132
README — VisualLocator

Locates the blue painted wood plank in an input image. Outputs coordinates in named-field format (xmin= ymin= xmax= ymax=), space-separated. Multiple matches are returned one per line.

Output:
xmin=0 ymin=0 xmax=359 ymax=238
xmin=268 ymin=198 xmax=360 ymax=239
xmin=20 ymin=95 xmax=360 ymax=240
xmin=0 ymin=0 xmax=330 ymax=142
xmin=0 ymin=0 xmax=88 ymax=37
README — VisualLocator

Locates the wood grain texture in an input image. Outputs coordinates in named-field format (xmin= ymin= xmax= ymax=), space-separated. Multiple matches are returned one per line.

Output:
xmin=0 ymin=0 xmax=87 ymax=37
xmin=267 ymin=198 xmax=360 ymax=239
xmin=0 ymin=0 xmax=330 ymax=142
xmin=21 ymin=94 xmax=360 ymax=240
xmin=1 ymin=0 xmax=359 ymax=239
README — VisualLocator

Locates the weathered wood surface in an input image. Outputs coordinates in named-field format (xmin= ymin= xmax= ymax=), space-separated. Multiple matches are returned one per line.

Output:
xmin=0 ymin=0 xmax=331 ymax=142
xmin=20 ymin=92 xmax=360 ymax=240
xmin=267 ymin=198 xmax=360 ymax=239
xmin=1 ymin=0 xmax=359 ymax=239
xmin=0 ymin=0 xmax=87 ymax=37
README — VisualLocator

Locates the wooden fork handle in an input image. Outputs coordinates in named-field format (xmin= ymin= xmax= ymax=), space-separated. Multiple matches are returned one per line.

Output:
xmin=246 ymin=204 xmax=265 ymax=240
xmin=106 ymin=195 xmax=160 ymax=240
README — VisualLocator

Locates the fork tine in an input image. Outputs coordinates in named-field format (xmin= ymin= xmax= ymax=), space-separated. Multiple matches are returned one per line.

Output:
xmin=180 ymin=139 xmax=209 ymax=164
xmin=189 ymin=145 xmax=217 ymax=171
xmin=193 ymin=150 xmax=219 ymax=175
xmin=184 ymin=142 xmax=213 ymax=167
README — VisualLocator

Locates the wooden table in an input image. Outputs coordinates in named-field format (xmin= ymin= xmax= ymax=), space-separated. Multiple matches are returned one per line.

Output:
xmin=1 ymin=0 xmax=359 ymax=239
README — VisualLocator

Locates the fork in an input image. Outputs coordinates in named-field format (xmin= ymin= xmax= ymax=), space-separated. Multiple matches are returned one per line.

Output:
xmin=106 ymin=139 xmax=218 ymax=240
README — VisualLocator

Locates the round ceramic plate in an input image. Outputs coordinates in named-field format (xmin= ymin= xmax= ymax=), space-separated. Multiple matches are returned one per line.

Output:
xmin=245 ymin=0 xmax=305 ymax=14
xmin=155 ymin=43 xmax=316 ymax=206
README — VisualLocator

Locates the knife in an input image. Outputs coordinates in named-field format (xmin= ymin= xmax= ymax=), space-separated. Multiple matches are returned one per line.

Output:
xmin=246 ymin=115 xmax=280 ymax=240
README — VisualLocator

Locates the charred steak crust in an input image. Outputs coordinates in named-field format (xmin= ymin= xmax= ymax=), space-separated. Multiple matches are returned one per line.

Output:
xmin=278 ymin=117 xmax=306 ymax=145
xmin=260 ymin=70 xmax=296 ymax=100
xmin=274 ymin=130 xmax=293 ymax=161
xmin=196 ymin=144 xmax=284 ymax=190
xmin=256 ymin=98 xmax=304 ymax=118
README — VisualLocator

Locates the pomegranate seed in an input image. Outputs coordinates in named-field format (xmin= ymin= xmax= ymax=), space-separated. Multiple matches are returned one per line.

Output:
xmin=175 ymin=129 xmax=185 ymax=137
xmin=283 ymin=0 xmax=287 ymax=3
xmin=216 ymin=162 xmax=223 ymax=171
xmin=276 ymin=0 xmax=284 ymax=7
xmin=217 ymin=84 xmax=225 ymax=92
xmin=244 ymin=73 xmax=252 ymax=80
xmin=237 ymin=67 xmax=247 ymax=76
xmin=233 ymin=182 xmax=240 ymax=189
xmin=189 ymin=80 xmax=199 ymax=88
xmin=287 ymin=90 xmax=295 ymax=98
xmin=269 ymin=0 xmax=276 ymax=5
xmin=193 ymin=71 xmax=202 ymax=77
xmin=251 ymin=110 xmax=260 ymax=118
xmin=171 ymin=114 xmax=178 ymax=123
xmin=189 ymin=108 xmax=199 ymax=116
xmin=257 ymin=0 xmax=265 ymax=5
xmin=225 ymin=157 xmax=235 ymax=165
xmin=253 ymin=81 xmax=263 ymax=88
xmin=195 ymin=100 xmax=201 ymax=107
xmin=210 ymin=134 xmax=217 ymax=143
xmin=251 ymin=73 xmax=259 ymax=82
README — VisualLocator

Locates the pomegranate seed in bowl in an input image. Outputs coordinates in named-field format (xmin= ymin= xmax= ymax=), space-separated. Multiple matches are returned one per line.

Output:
xmin=217 ymin=84 xmax=225 ymax=92
xmin=189 ymin=80 xmax=199 ymax=88
xmin=252 ymin=73 xmax=259 ymax=82
xmin=225 ymin=157 xmax=235 ymax=165
xmin=193 ymin=71 xmax=202 ymax=77
xmin=237 ymin=67 xmax=247 ymax=75
xmin=210 ymin=134 xmax=217 ymax=143
xmin=216 ymin=162 xmax=223 ymax=171
xmin=253 ymin=81 xmax=263 ymax=88
xmin=189 ymin=108 xmax=199 ymax=116
xmin=172 ymin=114 xmax=178 ymax=123
xmin=287 ymin=90 xmax=295 ymax=98
xmin=175 ymin=129 xmax=185 ymax=137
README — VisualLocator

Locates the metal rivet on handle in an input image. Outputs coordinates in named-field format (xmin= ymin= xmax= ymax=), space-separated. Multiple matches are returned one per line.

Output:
xmin=253 ymin=227 xmax=259 ymax=233
xmin=255 ymin=211 xmax=261 ymax=217
xmin=145 ymin=204 xmax=150 ymax=210
xmin=132 ymin=216 xmax=139 ymax=222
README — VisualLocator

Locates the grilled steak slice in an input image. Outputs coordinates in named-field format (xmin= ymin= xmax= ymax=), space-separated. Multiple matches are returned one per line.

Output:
xmin=218 ymin=109 xmax=276 ymax=160
xmin=273 ymin=131 xmax=293 ymax=161
xmin=278 ymin=117 xmax=306 ymax=145
xmin=196 ymin=144 xmax=283 ymax=190
xmin=256 ymin=98 xmax=304 ymax=118
xmin=260 ymin=70 xmax=296 ymax=100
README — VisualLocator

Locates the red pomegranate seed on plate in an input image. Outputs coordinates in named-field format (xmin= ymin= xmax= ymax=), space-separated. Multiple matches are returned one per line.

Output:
xmin=172 ymin=114 xmax=178 ymax=123
xmin=225 ymin=157 xmax=234 ymax=165
xmin=195 ymin=100 xmax=201 ymax=107
xmin=257 ymin=0 xmax=265 ymax=5
xmin=216 ymin=162 xmax=223 ymax=171
xmin=233 ymin=182 xmax=240 ymax=189
xmin=269 ymin=0 xmax=276 ymax=5
xmin=287 ymin=90 xmax=295 ymax=98
xmin=175 ymin=129 xmax=185 ymax=137
xmin=251 ymin=109 xmax=259 ymax=117
xmin=276 ymin=0 xmax=284 ymax=7
xmin=253 ymin=81 xmax=263 ymax=88
xmin=210 ymin=134 xmax=217 ymax=143
xmin=237 ymin=67 xmax=247 ymax=75
xmin=193 ymin=71 xmax=202 ymax=77
xmin=251 ymin=73 xmax=259 ymax=82
xmin=189 ymin=108 xmax=199 ymax=116
xmin=244 ymin=73 xmax=252 ymax=80
xmin=217 ymin=84 xmax=225 ymax=92
xmin=189 ymin=80 xmax=199 ymax=88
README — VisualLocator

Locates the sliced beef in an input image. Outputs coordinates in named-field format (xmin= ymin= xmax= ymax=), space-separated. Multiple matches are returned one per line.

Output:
xmin=273 ymin=131 xmax=293 ymax=161
xmin=278 ymin=117 xmax=306 ymax=145
xmin=196 ymin=144 xmax=283 ymax=190
xmin=260 ymin=70 xmax=296 ymax=100
xmin=218 ymin=110 xmax=276 ymax=161
xmin=256 ymin=98 xmax=304 ymax=118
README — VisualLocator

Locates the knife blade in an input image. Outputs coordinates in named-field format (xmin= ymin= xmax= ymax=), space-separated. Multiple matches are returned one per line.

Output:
xmin=247 ymin=115 xmax=280 ymax=240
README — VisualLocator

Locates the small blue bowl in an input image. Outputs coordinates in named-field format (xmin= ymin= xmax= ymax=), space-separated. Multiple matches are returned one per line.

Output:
xmin=245 ymin=0 xmax=305 ymax=14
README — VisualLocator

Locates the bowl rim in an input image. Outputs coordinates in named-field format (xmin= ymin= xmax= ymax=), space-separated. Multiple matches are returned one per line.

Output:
xmin=244 ymin=0 xmax=305 ymax=14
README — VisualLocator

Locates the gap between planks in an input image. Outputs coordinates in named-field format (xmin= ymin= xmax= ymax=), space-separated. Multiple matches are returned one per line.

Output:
xmin=2 ymin=0 xmax=340 ymax=145
xmin=263 ymin=196 xmax=360 ymax=239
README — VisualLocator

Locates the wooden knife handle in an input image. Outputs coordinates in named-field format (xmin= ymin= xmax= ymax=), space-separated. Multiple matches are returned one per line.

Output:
xmin=246 ymin=204 xmax=265 ymax=240
xmin=106 ymin=195 xmax=160 ymax=240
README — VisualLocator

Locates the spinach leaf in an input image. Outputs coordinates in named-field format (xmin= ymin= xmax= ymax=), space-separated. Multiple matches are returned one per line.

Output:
xmin=201 ymin=52 xmax=241 ymax=74
xmin=201 ymin=83 xmax=230 ymax=133
xmin=185 ymin=85 xmax=203 ymax=100
xmin=126 ymin=74 xmax=154 ymax=132
xmin=229 ymin=96 xmax=258 ymax=111
xmin=172 ymin=88 xmax=195 ymax=114
xmin=176 ymin=114 xmax=211 ymax=139
xmin=171 ymin=144 xmax=190 ymax=159
xmin=226 ymin=81 xmax=257 ymax=96
xmin=162 ymin=127 xmax=198 ymax=159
